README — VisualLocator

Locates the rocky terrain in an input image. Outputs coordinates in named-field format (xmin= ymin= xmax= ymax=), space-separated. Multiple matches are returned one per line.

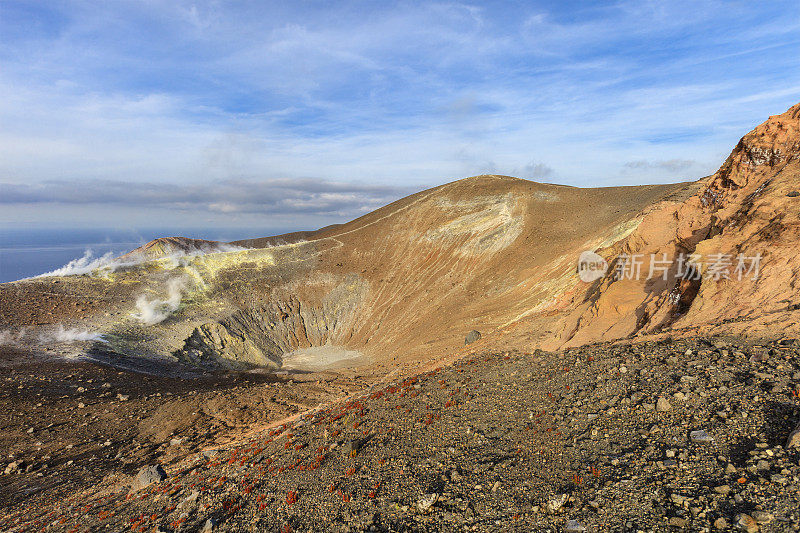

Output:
xmin=2 ymin=102 xmax=800 ymax=531
xmin=3 ymin=336 xmax=800 ymax=531
xmin=0 ymin=343 xmax=374 ymax=507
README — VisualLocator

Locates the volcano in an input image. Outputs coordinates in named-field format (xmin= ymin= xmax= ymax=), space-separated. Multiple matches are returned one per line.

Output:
xmin=2 ymin=103 xmax=800 ymax=531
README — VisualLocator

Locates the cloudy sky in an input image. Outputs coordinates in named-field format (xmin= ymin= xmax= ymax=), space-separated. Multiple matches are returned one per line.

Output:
xmin=1 ymin=1 xmax=799 ymax=231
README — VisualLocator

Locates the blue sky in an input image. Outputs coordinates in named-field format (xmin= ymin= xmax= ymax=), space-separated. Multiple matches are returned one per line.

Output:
xmin=1 ymin=1 xmax=799 ymax=231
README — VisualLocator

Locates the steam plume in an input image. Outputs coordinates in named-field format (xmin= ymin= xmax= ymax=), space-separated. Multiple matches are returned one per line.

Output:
xmin=37 ymin=250 xmax=116 ymax=277
xmin=0 ymin=328 xmax=26 ymax=346
xmin=35 ymin=243 xmax=249 ymax=278
xmin=38 ymin=325 xmax=105 ymax=343
xmin=133 ymin=277 xmax=187 ymax=325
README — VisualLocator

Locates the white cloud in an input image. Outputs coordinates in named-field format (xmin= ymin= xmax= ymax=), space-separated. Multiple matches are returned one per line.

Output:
xmin=0 ymin=0 xmax=798 ymax=231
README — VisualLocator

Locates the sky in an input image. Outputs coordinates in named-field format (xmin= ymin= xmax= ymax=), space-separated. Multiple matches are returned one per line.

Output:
xmin=1 ymin=0 xmax=799 ymax=232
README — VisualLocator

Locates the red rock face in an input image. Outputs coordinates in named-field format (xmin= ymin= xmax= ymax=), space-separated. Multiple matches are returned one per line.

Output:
xmin=541 ymin=102 xmax=800 ymax=349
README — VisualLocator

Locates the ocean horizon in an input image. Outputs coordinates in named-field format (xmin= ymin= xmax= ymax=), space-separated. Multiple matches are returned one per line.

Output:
xmin=0 ymin=227 xmax=293 ymax=283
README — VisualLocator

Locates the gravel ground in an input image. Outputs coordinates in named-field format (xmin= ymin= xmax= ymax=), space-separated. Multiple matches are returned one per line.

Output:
xmin=0 ymin=346 xmax=366 ymax=511
xmin=3 ymin=336 xmax=800 ymax=532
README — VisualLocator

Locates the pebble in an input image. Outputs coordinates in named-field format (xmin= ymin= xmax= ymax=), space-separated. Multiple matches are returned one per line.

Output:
xmin=564 ymin=519 xmax=586 ymax=532
xmin=417 ymin=493 xmax=438 ymax=513
xmin=4 ymin=460 xmax=24 ymax=475
xmin=130 ymin=465 xmax=167 ymax=492
xmin=200 ymin=517 xmax=218 ymax=532
xmin=786 ymin=423 xmax=800 ymax=448
xmin=656 ymin=397 xmax=672 ymax=412
xmin=736 ymin=513 xmax=759 ymax=533
xmin=713 ymin=485 xmax=731 ymax=495
xmin=547 ymin=494 xmax=568 ymax=514
xmin=668 ymin=517 xmax=687 ymax=527
xmin=689 ymin=429 xmax=714 ymax=443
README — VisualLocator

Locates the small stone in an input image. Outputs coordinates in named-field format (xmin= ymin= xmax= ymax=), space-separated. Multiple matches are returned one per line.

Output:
xmin=714 ymin=517 xmax=728 ymax=530
xmin=736 ymin=513 xmax=759 ymax=533
xmin=564 ymin=519 xmax=586 ymax=532
xmin=787 ymin=191 xmax=800 ymax=197
xmin=464 ymin=330 xmax=481 ymax=345
xmin=417 ymin=493 xmax=438 ymax=513
xmin=4 ymin=460 xmax=24 ymax=475
xmin=690 ymin=430 xmax=714 ymax=443
xmin=669 ymin=517 xmax=687 ymax=528
xmin=656 ymin=397 xmax=672 ymax=412
xmin=117 ymin=393 xmax=130 ymax=401
xmin=751 ymin=511 xmax=773 ymax=524
xmin=713 ymin=484 xmax=731 ymax=495
xmin=177 ymin=490 xmax=200 ymax=511
xmin=343 ymin=438 xmax=364 ymax=457
xmin=130 ymin=465 xmax=167 ymax=492
xmin=547 ymin=494 xmax=568 ymax=514
xmin=786 ymin=423 xmax=800 ymax=448
xmin=200 ymin=517 xmax=218 ymax=533
xmin=671 ymin=493 xmax=690 ymax=505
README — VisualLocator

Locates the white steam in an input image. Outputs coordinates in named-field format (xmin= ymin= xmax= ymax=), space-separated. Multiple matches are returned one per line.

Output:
xmin=38 ymin=325 xmax=106 ymax=343
xmin=133 ymin=277 xmax=188 ymax=325
xmin=0 ymin=328 xmax=26 ymax=346
xmin=35 ymin=243 xmax=250 ymax=278
xmin=199 ymin=243 xmax=248 ymax=253
xmin=37 ymin=250 xmax=116 ymax=277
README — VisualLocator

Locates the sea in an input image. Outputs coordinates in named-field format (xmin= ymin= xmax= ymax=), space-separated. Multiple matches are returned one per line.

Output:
xmin=0 ymin=227 xmax=289 ymax=283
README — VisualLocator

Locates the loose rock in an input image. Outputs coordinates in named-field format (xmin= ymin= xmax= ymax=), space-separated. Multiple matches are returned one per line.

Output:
xmin=465 ymin=330 xmax=481 ymax=345
xmin=130 ymin=464 xmax=167 ymax=492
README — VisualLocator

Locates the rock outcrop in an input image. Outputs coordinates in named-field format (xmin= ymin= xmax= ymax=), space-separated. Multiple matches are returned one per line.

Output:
xmin=540 ymin=102 xmax=800 ymax=349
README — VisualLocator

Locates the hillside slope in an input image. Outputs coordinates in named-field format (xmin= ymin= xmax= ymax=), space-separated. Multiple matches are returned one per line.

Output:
xmin=0 ymin=176 xmax=690 ymax=373
xmin=3 ymin=104 xmax=800 ymax=378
